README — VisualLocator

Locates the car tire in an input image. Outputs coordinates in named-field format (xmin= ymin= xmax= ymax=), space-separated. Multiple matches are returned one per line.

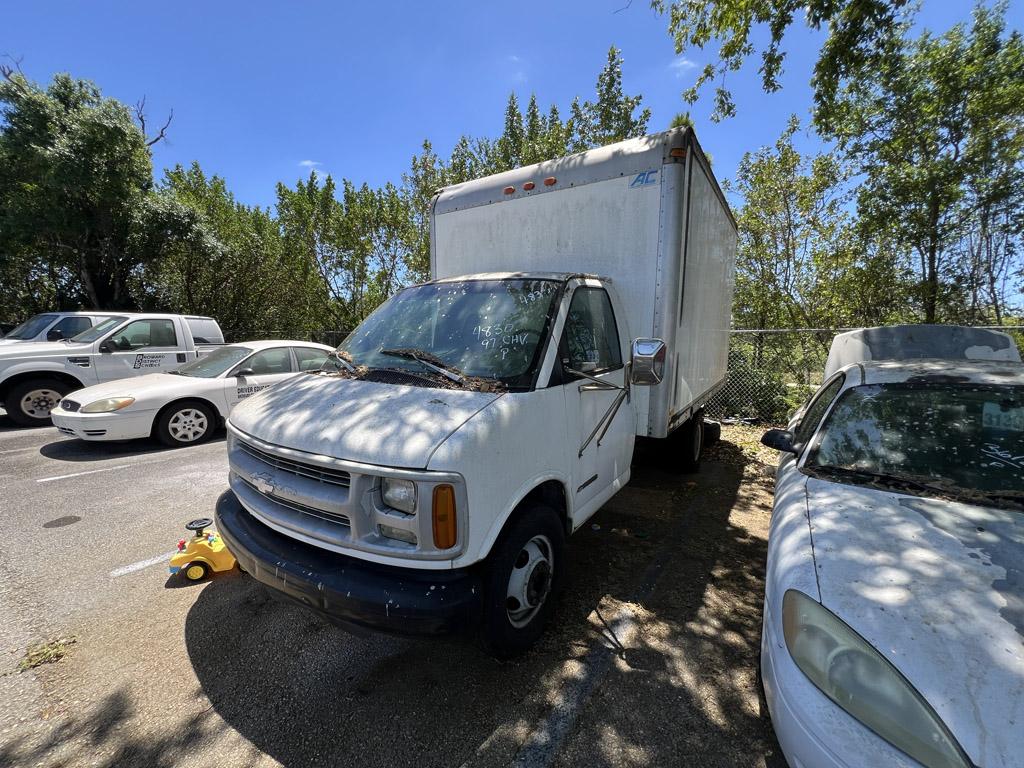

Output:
xmin=678 ymin=412 xmax=705 ymax=472
xmin=5 ymin=378 xmax=72 ymax=427
xmin=480 ymin=504 xmax=566 ymax=660
xmin=183 ymin=561 xmax=209 ymax=582
xmin=703 ymin=419 xmax=722 ymax=446
xmin=156 ymin=400 xmax=216 ymax=447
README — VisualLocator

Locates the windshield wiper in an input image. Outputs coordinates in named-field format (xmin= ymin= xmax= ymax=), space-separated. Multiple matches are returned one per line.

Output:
xmin=810 ymin=465 xmax=947 ymax=495
xmin=380 ymin=348 xmax=465 ymax=384
xmin=329 ymin=349 xmax=358 ymax=374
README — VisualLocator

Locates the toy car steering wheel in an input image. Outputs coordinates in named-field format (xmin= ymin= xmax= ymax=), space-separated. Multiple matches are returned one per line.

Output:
xmin=186 ymin=518 xmax=213 ymax=535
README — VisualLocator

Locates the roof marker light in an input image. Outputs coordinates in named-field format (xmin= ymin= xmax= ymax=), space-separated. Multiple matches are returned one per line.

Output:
xmin=669 ymin=147 xmax=686 ymax=158
xmin=503 ymin=186 xmax=515 ymax=195
xmin=543 ymin=177 xmax=557 ymax=186
xmin=523 ymin=181 xmax=535 ymax=191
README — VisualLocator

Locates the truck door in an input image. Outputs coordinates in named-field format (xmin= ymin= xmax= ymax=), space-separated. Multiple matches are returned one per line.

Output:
xmin=559 ymin=285 xmax=635 ymax=516
xmin=224 ymin=347 xmax=295 ymax=409
xmin=93 ymin=318 xmax=184 ymax=382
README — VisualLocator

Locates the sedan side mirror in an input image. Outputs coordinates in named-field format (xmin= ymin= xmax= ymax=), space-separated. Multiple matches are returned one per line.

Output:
xmin=235 ymin=368 xmax=255 ymax=378
xmin=630 ymin=338 xmax=666 ymax=386
xmin=761 ymin=428 xmax=798 ymax=454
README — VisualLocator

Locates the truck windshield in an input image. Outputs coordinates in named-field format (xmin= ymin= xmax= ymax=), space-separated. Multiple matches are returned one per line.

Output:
xmin=70 ymin=316 xmax=129 ymax=343
xmin=807 ymin=382 xmax=1024 ymax=510
xmin=174 ymin=346 xmax=253 ymax=378
xmin=337 ymin=279 xmax=561 ymax=389
xmin=5 ymin=314 xmax=57 ymax=340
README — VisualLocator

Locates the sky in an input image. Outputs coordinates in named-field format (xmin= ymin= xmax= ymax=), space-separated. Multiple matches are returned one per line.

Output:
xmin=4 ymin=1 xmax=1021 ymax=211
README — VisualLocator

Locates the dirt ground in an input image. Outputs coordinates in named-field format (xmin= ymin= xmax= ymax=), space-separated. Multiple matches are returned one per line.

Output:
xmin=0 ymin=422 xmax=784 ymax=768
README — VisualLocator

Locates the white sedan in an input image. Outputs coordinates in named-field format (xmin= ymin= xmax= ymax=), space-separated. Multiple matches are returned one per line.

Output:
xmin=51 ymin=341 xmax=333 ymax=446
xmin=760 ymin=359 xmax=1024 ymax=768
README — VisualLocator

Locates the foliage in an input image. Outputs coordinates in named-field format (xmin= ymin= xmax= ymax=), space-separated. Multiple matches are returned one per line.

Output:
xmin=652 ymin=0 xmax=911 ymax=122
xmin=825 ymin=3 xmax=1024 ymax=323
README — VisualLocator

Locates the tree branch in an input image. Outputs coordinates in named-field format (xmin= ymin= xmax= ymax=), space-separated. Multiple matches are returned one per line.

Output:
xmin=135 ymin=96 xmax=174 ymax=147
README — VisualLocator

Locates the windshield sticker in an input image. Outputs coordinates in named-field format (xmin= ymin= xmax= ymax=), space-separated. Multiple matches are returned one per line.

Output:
xmin=982 ymin=401 xmax=1024 ymax=432
xmin=133 ymin=353 xmax=165 ymax=369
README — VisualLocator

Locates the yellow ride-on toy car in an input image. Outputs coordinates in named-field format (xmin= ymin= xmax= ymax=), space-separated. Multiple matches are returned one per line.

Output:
xmin=169 ymin=518 xmax=237 ymax=581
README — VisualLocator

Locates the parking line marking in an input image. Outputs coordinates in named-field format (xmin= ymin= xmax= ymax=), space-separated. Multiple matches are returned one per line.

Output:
xmin=110 ymin=551 xmax=176 ymax=578
xmin=0 ymin=447 xmax=37 ymax=455
xmin=36 ymin=465 xmax=131 ymax=483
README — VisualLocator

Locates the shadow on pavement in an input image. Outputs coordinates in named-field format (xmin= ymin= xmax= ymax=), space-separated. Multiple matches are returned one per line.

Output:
xmin=38 ymin=434 xmax=225 ymax=463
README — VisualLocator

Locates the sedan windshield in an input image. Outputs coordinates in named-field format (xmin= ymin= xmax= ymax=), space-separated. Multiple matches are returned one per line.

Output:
xmin=807 ymin=382 xmax=1024 ymax=509
xmin=174 ymin=346 xmax=253 ymax=378
xmin=5 ymin=314 xmax=57 ymax=340
xmin=70 ymin=315 xmax=129 ymax=343
xmin=336 ymin=279 xmax=561 ymax=389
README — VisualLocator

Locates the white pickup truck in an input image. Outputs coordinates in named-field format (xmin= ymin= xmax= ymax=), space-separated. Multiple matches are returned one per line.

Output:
xmin=214 ymin=127 xmax=737 ymax=656
xmin=0 ymin=311 xmax=116 ymax=346
xmin=0 ymin=313 xmax=224 ymax=426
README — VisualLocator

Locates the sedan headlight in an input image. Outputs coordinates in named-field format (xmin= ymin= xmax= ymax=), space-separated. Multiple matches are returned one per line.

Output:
xmin=382 ymin=478 xmax=416 ymax=513
xmin=81 ymin=397 xmax=136 ymax=413
xmin=783 ymin=590 xmax=970 ymax=768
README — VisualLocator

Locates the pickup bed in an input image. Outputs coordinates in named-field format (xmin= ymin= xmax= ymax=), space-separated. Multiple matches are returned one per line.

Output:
xmin=0 ymin=313 xmax=224 ymax=426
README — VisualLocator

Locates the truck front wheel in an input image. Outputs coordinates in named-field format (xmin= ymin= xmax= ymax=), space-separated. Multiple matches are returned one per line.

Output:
xmin=5 ymin=378 xmax=72 ymax=427
xmin=481 ymin=505 xmax=565 ymax=659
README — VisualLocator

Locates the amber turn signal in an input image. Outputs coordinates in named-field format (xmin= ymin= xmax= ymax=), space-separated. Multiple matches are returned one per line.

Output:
xmin=432 ymin=484 xmax=457 ymax=549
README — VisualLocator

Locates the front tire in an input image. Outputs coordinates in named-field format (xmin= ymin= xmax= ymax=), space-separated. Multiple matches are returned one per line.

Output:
xmin=156 ymin=401 xmax=215 ymax=447
xmin=481 ymin=505 xmax=565 ymax=659
xmin=5 ymin=378 xmax=72 ymax=427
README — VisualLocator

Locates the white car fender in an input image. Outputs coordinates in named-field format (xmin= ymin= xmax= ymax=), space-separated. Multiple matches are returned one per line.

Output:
xmin=0 ymin=358 xmax=90 ymax=389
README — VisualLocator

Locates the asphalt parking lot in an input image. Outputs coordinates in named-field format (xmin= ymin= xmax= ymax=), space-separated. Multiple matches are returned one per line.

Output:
xmin=0 ymin=415 xmax=784 ymax=768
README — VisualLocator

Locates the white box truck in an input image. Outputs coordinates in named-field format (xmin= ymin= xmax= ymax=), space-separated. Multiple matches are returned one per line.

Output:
xmin=215 ymin=127 xmax=737 ymax=656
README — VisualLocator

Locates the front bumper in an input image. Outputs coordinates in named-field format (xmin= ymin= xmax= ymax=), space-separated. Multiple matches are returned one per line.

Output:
xmin=51 ymin=409 xmax=156 ymax=441
xmin=215 ymin=491 xmax=482 ymax=637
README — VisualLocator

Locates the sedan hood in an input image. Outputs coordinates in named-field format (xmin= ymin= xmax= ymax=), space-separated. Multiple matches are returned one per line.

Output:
xmin=63 ymin=373 xmax=183 ymax=404
xmin=227 ymin=373 xmax=502 ymax=469
xmin=806 ymin=478 xmax=1024 ymax=767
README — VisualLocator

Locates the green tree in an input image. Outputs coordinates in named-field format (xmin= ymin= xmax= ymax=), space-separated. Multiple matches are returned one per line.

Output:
xmin=652 ymin=0 xmax=910 ymax=122
xmin=495 ymin=92 xmax=524 ymax=170
xmin=827 ymin=3 xmax=1024 ymax=323
xmin=584 ymin=46 xmax=651 ymax=145
xmin=0 ymin=67 xmax=180 ymax=310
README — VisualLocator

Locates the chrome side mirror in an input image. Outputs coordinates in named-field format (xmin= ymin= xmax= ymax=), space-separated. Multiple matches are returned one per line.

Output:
xmin=630 ymin=338 xmax=666 ymax=386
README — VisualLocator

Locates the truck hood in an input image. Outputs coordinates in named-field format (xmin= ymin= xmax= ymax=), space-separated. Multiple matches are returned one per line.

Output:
xmin=227 ymin=373 xmax=502 ymax=469
xmin=0 ymin=341 xmax=90 ymax=359
xmin=806 ymin=478 xmax=1024 ymax=767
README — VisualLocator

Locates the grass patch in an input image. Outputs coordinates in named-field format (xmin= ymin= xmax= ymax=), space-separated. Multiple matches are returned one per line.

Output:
xmin=19 ymin=636 xmax=76 ymax=672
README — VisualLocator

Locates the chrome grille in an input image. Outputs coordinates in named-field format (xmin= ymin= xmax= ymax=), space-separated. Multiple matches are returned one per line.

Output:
xmin=236 ymin=438 xmax=351 ymax=488
xmin=237 ymin=477 xmax=351 ymax=529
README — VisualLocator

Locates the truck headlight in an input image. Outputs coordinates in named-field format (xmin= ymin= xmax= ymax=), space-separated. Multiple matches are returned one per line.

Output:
xmin=782 ymin=590 xmax=970 ymax=768
xmin=382 ymin=478 xmax=416 ymax=513
xmin=81 ymin=397 xmax=136 ymax=413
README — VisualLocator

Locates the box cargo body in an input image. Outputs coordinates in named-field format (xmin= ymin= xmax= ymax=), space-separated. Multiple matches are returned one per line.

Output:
xmin=431 ymin=127 xmax=737 ymax=437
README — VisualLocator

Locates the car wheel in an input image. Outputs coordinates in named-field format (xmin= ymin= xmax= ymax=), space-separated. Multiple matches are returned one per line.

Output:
xmin=5 ymin=378 xmax=72 ymax=427
xmin=183 ymin=562 xmax=209 ymax=582
xmin=678 ymin=412 xmax=705 ymax=472
xmin=157 ymin=401 xmax=215 ymax=447
xmin=481 ymin=504 xmax=565 ymax=659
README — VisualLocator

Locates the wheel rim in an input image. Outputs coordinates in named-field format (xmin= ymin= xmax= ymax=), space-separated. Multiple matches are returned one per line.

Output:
xmin=506 ymin=534 xmax=554 ymax=628
xmin=185 ymin=564 xmax=205 ymax=580
xmin=168 ymin=408 xmax=208 ymax=443
xmin=20 ymin=389 xmax=62 ymax=419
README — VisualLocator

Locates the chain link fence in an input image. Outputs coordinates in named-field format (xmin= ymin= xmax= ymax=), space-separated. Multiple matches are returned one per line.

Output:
xmin=704 ymin=326 xmax=1024 ymax=424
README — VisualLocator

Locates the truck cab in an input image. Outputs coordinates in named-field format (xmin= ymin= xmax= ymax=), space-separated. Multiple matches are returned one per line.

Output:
xmin=0 ymin=313 xmax=224 ymax=426
xmin=0 ymin=312 xmax=116 ymax=346
xmin=214 ymin=128 xmax=736 ymax=657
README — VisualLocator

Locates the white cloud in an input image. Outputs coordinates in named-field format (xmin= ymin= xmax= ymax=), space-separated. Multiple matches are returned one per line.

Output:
xmin=669 ymin=57 xmax=697 ymax=77
xmin=506 ymin=54 xmax=527 ymax=84
xmin=298 ymin=159 xmax=322 ymax=168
